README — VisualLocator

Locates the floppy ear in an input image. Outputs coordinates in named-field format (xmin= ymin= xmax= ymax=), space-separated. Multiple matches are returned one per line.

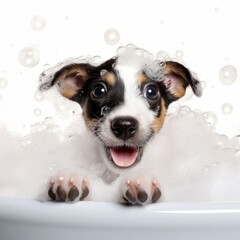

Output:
xmin=39 ymin=58 xmax=116 ymax=101
xmin=162 ymin=61 xmax=202 ymax=100
xmin=39 ymin=63 xmax=90 ymax=100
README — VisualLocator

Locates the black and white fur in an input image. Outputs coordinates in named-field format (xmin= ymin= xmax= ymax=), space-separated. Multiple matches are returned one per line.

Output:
xmin=39 ymin=50 xmax=202 ymax=205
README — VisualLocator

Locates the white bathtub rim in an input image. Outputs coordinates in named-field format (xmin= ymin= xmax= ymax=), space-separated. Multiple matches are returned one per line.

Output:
xmin=1 ymin=196 xmax=240 ymax=230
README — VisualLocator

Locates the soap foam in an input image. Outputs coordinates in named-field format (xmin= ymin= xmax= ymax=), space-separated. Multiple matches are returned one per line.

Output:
xmin=0 ymin=104 xmax=239 ymax=202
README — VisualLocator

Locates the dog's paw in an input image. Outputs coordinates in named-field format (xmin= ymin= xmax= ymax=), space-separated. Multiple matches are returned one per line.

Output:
xmin=48 ymin=174 xmax=89 ymax=202
xmin=121 ymin=177 xmax=161 ymax=205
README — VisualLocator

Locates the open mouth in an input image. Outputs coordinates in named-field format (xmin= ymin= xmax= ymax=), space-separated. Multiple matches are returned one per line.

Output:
xmin=106 ymin=146 xmax=143 ymax=168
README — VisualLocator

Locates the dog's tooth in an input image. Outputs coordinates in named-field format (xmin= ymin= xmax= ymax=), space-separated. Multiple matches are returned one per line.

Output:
xmin=137 ymin=189 xmax=148 ymax=203
xmin=151 ymin=187 xmax=161 ymax=203
xmin=57 ymin=185 xmax=66 ymax=201
xmin=68 ymin=185 xmax=79 ymax=201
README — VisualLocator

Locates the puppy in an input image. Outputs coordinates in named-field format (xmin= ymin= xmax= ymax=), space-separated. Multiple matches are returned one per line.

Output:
xmin=39 ymin=49 xmax=202 ymax=205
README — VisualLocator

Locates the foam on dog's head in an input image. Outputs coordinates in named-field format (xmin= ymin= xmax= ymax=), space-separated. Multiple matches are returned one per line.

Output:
xmin=116 ymin=45 xmax=164 ymax=82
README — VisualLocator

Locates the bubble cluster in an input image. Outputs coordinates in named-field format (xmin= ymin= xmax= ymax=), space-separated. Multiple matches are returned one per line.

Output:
xmin=0 ymin=77 xmax=8 ymax=88
xmin=219 ymin=65 xmax=237 ymax=85
xmin=104 ymin=29 xmax=120 ymax=45
xmin=31 ymin=15 xmax=46 ymax=31
xmin=18 ymin=47 xmax=40 ymax=68
xmin=221 ymin=103 xmax=233 ymax=115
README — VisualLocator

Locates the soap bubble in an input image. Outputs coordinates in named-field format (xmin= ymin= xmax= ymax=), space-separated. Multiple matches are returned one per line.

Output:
xmin=0 ymin=77 xmax=8 ymax=88
xmin=89 ymin=56 xmax=102 ymax=66
xmin=104 ymin=29 xmax=120 ymax=45
xmin=203 ymin=165 xmax=210 ymax=172
xmin=18 ymin=47 xmax=40 ymax=68
xmin=49 ymin=125 xmax=61 ymax=134
xmin=216 ymin=134 xmax=229 ymax=147
xmin=213 ymin=161 xmax=220 ymax=167
xmin=178 ymin=106 xmax=191 ymax=115
xmin=175 ymin=50 xmax=184 ymax=59
xmin=31 ymin=15 xmax=46 ymax=30
xmin=224 ymin=56 xmax=231 ymax=62
xmin=156 ymin=51 xmax=170 ymax=60
xmin=48 ymin=162 xmax=56 ymax=171
xmin=43 ymin=117 xmax=55 ymax=127
xmin=116 ymin=46 xmax=127 ymax=56
xmin=43 ymin=64 xmax=51 ymax=70
xmin=34 ymin=91 xmax=44 ymax=101
xmin=30 ymin=122 xmax=46 ymax=133
xmin=20 ymin=135 xmax=32 ymax=147
xmin=219 ymin=65 xmax=237 ymax=85
xmin=203 ymin=111 xmax=217 ymax=128
xmin=235 ymin=150 xmax=240 ymax=160
xmin=33 ymin=108 xmax=42 ymax=117
xmin=221 ymin=103 xmax=233 ymax=115
xmin=182 ymin=87 xmax=193 ymax=101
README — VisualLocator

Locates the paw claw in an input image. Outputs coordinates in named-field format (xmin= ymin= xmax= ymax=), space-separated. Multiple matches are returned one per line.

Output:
xmin=125 ymin=189 xmax=136 ymax=203
xmin=57 ymin=185 xmax=66 ymax=201
xmin=68 ymin=185 xmax=79 ymax=201
xmin=137 ymin=189 xmax=148 ymax=203
xmin=80 ymin=185 xmax=89 ymax=200
xmin=122 ymin=177 xmax=161 ymax=205
xmin=48 ymin=186 xmax=56 ymax=201
xmin=152 ymin=186 xmax=161 ymax=203
xmin=47 ymin=175 xmax=90 ymax=202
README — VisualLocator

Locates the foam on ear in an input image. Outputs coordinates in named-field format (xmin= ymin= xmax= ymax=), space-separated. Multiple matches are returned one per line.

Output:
xmin=39 ymin=64 xmax=90 ymax=100
xmin=38 ymin=58 xmax=117 ymax=101
xmin=163 ymin=61 xmax=202 ymax=99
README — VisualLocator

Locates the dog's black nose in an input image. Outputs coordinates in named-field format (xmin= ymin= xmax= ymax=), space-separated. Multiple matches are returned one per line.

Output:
xmin=111 ymin=117 xmax=138 ymax=141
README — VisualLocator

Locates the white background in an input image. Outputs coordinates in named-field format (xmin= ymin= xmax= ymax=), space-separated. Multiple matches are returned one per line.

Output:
xmin=0 ymin=0 xmax=239 ymax=137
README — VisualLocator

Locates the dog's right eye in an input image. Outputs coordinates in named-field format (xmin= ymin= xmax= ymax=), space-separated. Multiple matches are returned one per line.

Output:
xmin=91 ymin=83 xmax=108 ymax=99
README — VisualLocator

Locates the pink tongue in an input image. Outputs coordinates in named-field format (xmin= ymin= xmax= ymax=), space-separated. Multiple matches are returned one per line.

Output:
xmin=110 ymin=147 xmax=138 ymax=168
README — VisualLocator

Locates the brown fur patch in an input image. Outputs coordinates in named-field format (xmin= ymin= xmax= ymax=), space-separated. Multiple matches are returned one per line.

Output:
xmin=151 ymin=99 xmax=167 ymax=133
xmin=101 ymin=71 xmax=115 ymax=86
xmin=81 ymin=102 xmax=98 ymax=132
xmin=136 ymin=72 xmax=147 ymax=86
xmin=163 ymin=62 xmax=188 ymax=98
xmin=56 ymin=66 xmax=88 ymax=99
xmin=163 ymin=74 xmax=186 ymax=98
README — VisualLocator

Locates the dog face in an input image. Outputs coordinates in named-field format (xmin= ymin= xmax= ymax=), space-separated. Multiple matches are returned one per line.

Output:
xmin=40 ymin=53 xmax=201 ymax=172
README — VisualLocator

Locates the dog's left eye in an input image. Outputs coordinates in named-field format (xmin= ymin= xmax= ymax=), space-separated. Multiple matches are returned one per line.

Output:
xmin=143 ymin=84 xmax=160 ymax=101
xmin=91 ymin=83 xmax=108 ymax=99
